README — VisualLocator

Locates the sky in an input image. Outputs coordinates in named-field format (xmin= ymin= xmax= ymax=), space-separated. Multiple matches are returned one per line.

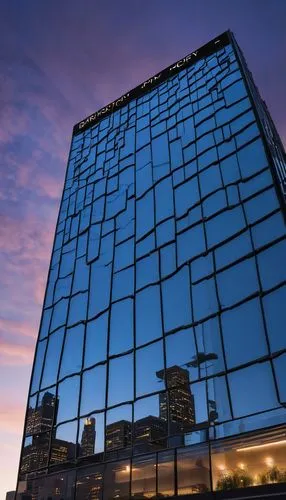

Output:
xmin=0 ymin=0 xmax=285 ymax=496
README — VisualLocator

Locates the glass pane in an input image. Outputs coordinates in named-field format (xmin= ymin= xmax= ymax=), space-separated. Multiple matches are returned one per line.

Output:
xmin=104 ymin=460 xmax=130 ymax=500
xmin=217 ymin=258 xmax=259 ymax=308
xmin=80 ymin=365 xmax=107 ymax=415
xmin=258 ymin=240 xmax=286 ymax=290
xmin=109 ymin=299 xmax=134 ymax=355
xmin=177 ymin=444 xmax=210 ymax=495
xmin=229 ymin=362 xmax=279 ymax=418
xmin=59 ymin=324 xmax=84 ymax=379
xmin=162 ymin=267 xmax=192 ymax=332
xmin=136 ymin=340 xmax=165 ymax=397
xmin=57 ymin=376 xmax=80 ymax=423
xmin=34 ymin=388 xmax=57 ymax=433
xmin=195 ymin=317 xmax=225 ymax=377
xmin=108 ymin=354 xmax=134 ymax=406
xmin=192 ymin=276 xmax=218 ymax=322
xmin=131 ymin=454 xmax=156 ymax=498
xmin=211 ymin=428 xmax=286 ymax=491
xmin=50 ymin=298 xmax=69 ymax=332
xmin=158 ymin=450 xmax=175 ymax=497
xmin=106 ymin=405 xmax=132 ymax=456
xmin=41 ymin=328 xmax=64 ymax=389
xmin=30 ymin=340 xmax=47 ymax=395
xmin=25 ymin=395 xmax=37 ymax=436
xmin=207 ymin=376 xmax=231 ymax=423
xmin=135 ymin=285 xmax=162 ymax=346
xmin=76 ymin=465 xmax=103 ymax=500
xmin=263 ymin=286 xmax=286 ymax=352
xmin=50 ymin=421 xmax=77 ymax=465
xmin=134 ymin=395 xmax=167 ymax=454
xmin=221 ymin=298 xmax=268 ymax=369
xmin=136 ymin=252 xmax=159 ymax=289
xmin=20 ymin=433 xmax=50 ymax=473
xmin=273 ymin=353 xmax=286 ymax=403
xmin=84 ymin=313 xmax=108 ymax=368
xmin=68 ymin=292 xmax=88 ymax=325
xmin=78 ymin=413 xmax=104 ymax=458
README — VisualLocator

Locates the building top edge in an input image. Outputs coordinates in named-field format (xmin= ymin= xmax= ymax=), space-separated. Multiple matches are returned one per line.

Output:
xmin=73 ymin=30 xmax=232 ymax=136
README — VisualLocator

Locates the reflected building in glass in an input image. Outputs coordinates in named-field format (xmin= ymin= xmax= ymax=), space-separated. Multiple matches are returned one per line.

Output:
xmin=16 ymin=30 xmax=286 ymax=499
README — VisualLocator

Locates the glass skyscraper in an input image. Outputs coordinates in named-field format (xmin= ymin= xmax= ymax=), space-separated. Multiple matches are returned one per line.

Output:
xmin=16 ymin=31 xmax=286 ymax=499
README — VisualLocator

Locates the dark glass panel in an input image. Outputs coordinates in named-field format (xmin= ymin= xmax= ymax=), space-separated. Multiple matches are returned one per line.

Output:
xmin=177 ymin=444 xmax=210 ymax=495
xmin=263 ymin=286 xmax=286 ymax=352
xmin=135 ymin=285 xmax=162 ymax=347
xmin=133 ymin=394 xmax=167 ymax=454
xmin=80 ymin=365 xmax=106 ymax=415
xmin=177 ymin=224 xmax=206 ymax=266
xmin=155 ymin=176 xmax=174 ymax=222
xmin=109 ymin=298 xmax=134 ymax=355
xmin=217 ymin=257 xmax=259 ymax=307
xmin=158 ymin=450 xmax=175 ymax=497
xmin=136 ymin=251 xmax=159 ymax=289
xmin=114 ymin=238 xmax=134 ymax=272
xmin=207 ymin=376 xmax=231 ymax=423
xmin=112 ymin=266 xmax=134 ymax=302
xmin=131 ymin=454 xmax=156 ymax=498
xmin=165 ymin=329 xmax=198 ymax=382
xmin=84 ymin=312 xmax=108 ymax=368
xmin=106 ymin=405 xmax=132 ymax=457
xmin=59 ymin=324 xmax=84 ymax=379
xmin=76 ymin=465 xmax=104 ymax=500
xmin=195 ymin=317 xmax=225 ymax=377
xmin=136 ymin=340 xmax=165 ymax=397
xmin=192 ymin=253 xmax=213 ymax=282
xmin=206 ymin=206 xmax=245 ymax=248
xmin=50 ymin=298 xmax=69 ymax=332
xmin=215 ymin=231 xmax=252 ymax=270
xmin=41 ymin=328 xmax=64 ymax=389
xmin=104 ymin=460 xmax=130 ymax=500
xmin=20 ymin=432 xmax=50 ymax=473
xmin=57 ymin=375 xmax=80 ymax=423
xmin=192 ymin=276 xmax=218 ymax=322
xmin=136 ymin=190 xmax=155 ymax=240
xmin=273 ymin=353 xmax=286 ymax=404
xmin=156 ymin=218 xmax=175 ymax=247
xmin=72 ymin=256 xmax=90 ymax=293
xmin=50 ymin=420 xmax=77 ymax=466
xmin=258 ymin=239 xmax=286 ymax=290
xmin=30 ymin=339 xmax=47 ymax=394
xmin=174 ymin=177 xmax=200 ymax=218
xmin=252 ymin=212 xmax=286 ymax=249
xmin=190 ymin=381 xmax=208 ymax=425
xmin=229 ymin=362 xmax=279 ymax=418
xmin=25 ymin=395 xmax=37 ymax=436
xmin=39 ymin=307 xmax=52 ymax=340
xmin=68 ymin=291 xmax=88 ymax=325
xmin=221 ymin=298 xmax=268 ymax=369
xmin=108 ymin=354 xmax=134 ymax=406
xmin=162 ymin=267 xmax=192 ymax=332
xmin=78 ymin=413 xmax=104 ymax=458
xmin=237 ymin=138 xmax=268 ymax=178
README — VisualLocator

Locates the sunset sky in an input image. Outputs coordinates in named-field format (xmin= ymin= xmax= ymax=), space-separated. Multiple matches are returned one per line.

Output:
xmin=0 ymin=0 xmax=286 ymax=496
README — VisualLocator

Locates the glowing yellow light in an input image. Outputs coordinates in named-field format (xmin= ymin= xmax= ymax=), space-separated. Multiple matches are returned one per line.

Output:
xmin=217 ymin=464 xmax=226 ymax=472
xmin=238 ymin=463 xmax=245 ymax=470
xmin=236 ymin=439 xmax=286 ymax=452
xmin=125 ymin=465 xmax=130 ymax=473
xmin=264 ymin=456 xmax=274 ymax=467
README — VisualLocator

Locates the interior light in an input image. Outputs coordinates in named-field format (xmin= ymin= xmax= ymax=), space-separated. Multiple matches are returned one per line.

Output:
xmin=125 ymin=465 xmax=130 ymax=473
xmin=264 ymin=456 xmax=274 ymax=467
xmin=238 ymin=463 xmax=245 ymax=470
xmin=236 ymin=439 xmax=286 ymax=452
xmin=217 ymin=464 xmax=226 ymax=472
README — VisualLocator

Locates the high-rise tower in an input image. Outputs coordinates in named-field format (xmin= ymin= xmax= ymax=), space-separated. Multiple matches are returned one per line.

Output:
xmin=16 ymin=31 xmax=286 ymax=499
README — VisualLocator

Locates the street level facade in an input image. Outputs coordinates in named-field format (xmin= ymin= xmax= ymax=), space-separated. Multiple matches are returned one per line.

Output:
xmin=16 ymin=31 xmax=286 ymax=499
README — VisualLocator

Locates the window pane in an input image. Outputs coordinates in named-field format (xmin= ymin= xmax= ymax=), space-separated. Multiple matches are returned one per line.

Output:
xmin=109 ymin=299 xmax=134 ymax=355
xmin=134 ymin=395 xmax=167 ymax=454
xmin=106 ymin=405 xmax=132 ymax=457
xmin=84 ymin=313 xmax=108 ymax=368
xmin=136 ymin=340 xmax=165 ymax=397
xmin=217 ymin=258 xmax=259 ymax=307
xmin=258 ymin=240 xmax=286 ymax=290
xmin=104 ymin=460 xmax=130 ymax=500
xmin=273 ymin=353 xmax=286 ymax=403
xmin=162 ymin=267 xmax=192 ymax=332
xmin=263 ymin=286 xmax=286 ymax=352
xmin=108 ymin=354 xmax=134 ymax=406
xmin=57 ymin=376 xmax=80 ymax=423
xmin=177 ymin=444 xmax=210 ymax=495
xmin=41 ymin=329 xmax=64 ymax=389
xmin=30 ymin=339 xmax=47 ymax=394
xmin=195 ymin=317 xmax=225 ymax=377
xmin=165 ymin=329 xmax=198 ymax=382
xmin=78 ymin=414 xmax=104 ymax=458
xmin=50 ymin=421 xmax=77 ymax=466
xmin=80 ymin=365 xmax=106 ymax=415
xmin=59 ymin=324 xmax=84 ymax=379
xmin=158 ymin=450 xmax=175 ymax=497
xmin=221 ymin=298 xmax=268 ymax=369
xmin=229 ymin=362 xmax=279 ymax=418
xmin=192 ymin=276 xmax=218 ymax=322
xmin=131 ymin=454 xmax=156 ymax=498
xmin=76 ymin=465 xmax=103 ymax=500
xmin=135 ymin=285 xmax=162 ymax=346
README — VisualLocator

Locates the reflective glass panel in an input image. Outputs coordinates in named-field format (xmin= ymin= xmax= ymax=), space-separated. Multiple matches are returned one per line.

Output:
xmin=84 ymin=313 xmax=108 ymax=368
xmin=136 ymin=340 xmax=165 ymax=397
xmin=108 ymin=354 xmax=134 ymax=406
xmin=177 ymin=444 xmax=210 ymax=495
xmin=78 ymin=413 xmax=105 ymax=457
xmin=81 ymin=365 xmax=107 ymax=415
xmin=109 ymin=299 xmax=134 ymax=355
xmin=59 ymin=324 xmax=84 ymax=379
xmin=131 ymin=454 xmax=156 ymax=498
xmin=57 ymin=376 xmax=80 ymax=423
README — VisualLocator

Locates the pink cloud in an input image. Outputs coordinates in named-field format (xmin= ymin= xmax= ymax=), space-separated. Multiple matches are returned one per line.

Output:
xmin=0 ymin=318 xmax=36 ymax=338
xmin=0 ymin=402 xmax=26 ymax=435
xmin=0 ymin=340 xmax=34 ymax=366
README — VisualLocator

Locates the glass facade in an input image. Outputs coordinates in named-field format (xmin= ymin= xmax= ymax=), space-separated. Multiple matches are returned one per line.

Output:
xmin=17 ymin=31 xmax=286 ymax=499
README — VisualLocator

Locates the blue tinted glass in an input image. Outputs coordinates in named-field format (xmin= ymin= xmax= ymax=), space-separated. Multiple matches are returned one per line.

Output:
xmin=136 ymin=341 xmax=165 ymax=397
xmin=57 ymin=376 xmax=80 ymax=423
xmin=80 ymin=365 xmax=106 ymax=415
xmin=237 ymin=138 xmax=268 ymax=178
xmin=229 ymin=362 xmax=278 ymax=418
xmin=252 ymin=212 xmax=286 ymax=248
xmin=109 ymin=299 xmax=134 ymax=355
xmin=206 ymin=206 xmax=245 ymax=248
xmin=258 ymin=239 xmax=286 ymax=290
xmin=84 ymin=313 xmax=108 ymax=368
xmin=108 ymin=354 xmax=134 ymax=406
xmin=217 ymin=257 xmax=259 ymax=307
xmin=135 ymin=285 xmax=162 ymax=346
xmin=215 ymin=231 xmax=252 ymax=269
xmin=195 ymin=317 xmax=225 ymax=377
xmin=162 ymin=267 xmax=192 ymax=332
xmin=59 ymin=324 xmax=84 ymax=378
xmin=177 ymin=224 xmax=206 ymax=266
xmin=41 ymin=329 xmax=64 ymax=389
xmin=192 ymin=277 xmax=218 ymax=322
xmin=221 ymin=298 xmax=268 ymax=369
xmin=136 ymin=252 xmax=159 ymax=289
xmin=30 ymin=340 xmax=47 ymax=394
xmin=273 ymin=354 xmax=286 ymax=403
xmin=263 ymin=286 xmax=286 ymax=352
